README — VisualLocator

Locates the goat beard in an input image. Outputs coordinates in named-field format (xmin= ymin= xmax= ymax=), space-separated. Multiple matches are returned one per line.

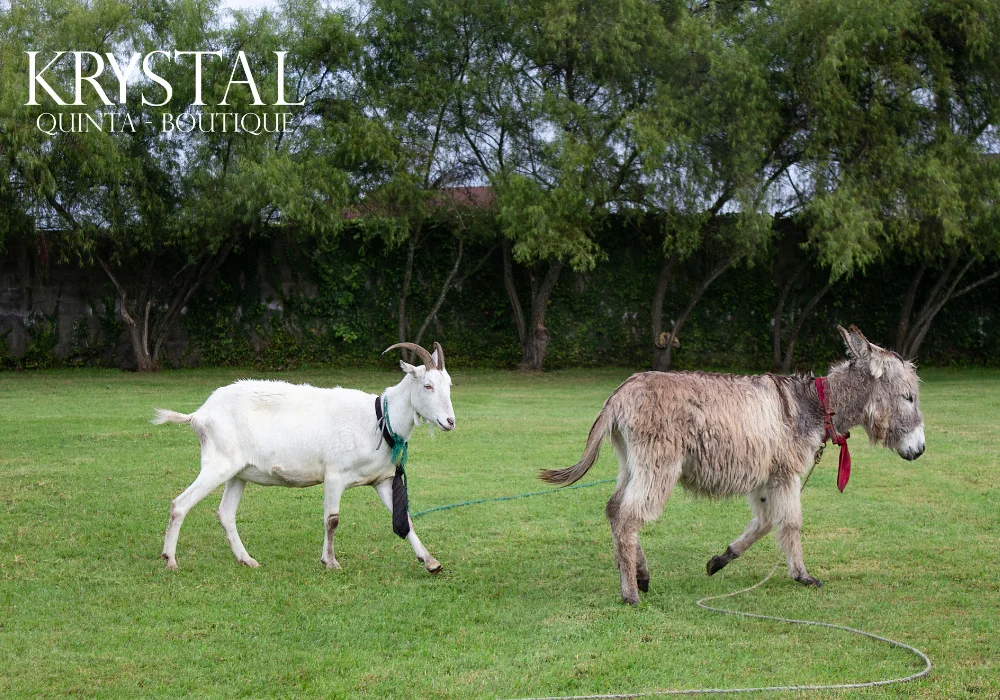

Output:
xmin=414 ymin=414 xmax=438 ymax=439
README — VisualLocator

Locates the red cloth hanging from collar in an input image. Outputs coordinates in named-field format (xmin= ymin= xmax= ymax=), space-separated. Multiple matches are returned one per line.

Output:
xmin=815 ymin=377 xmax=852 ymax=492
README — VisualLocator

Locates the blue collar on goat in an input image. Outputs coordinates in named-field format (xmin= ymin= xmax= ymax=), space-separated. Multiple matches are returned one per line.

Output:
xmin=376 ymin=394 xmax=410 ymax=538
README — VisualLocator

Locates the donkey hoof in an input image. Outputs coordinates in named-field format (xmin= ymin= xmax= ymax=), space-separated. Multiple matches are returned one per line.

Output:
xmin=621 ymin=593 xmax=639 ymax=606
xmin=637 ymin=577 xmax=650 ymax=593
xmin=321 ymin=557 xmax=341 ymax=570
xmin=239 ymin=557 xmax=260 ymax=569
xmin=162 ymin=553 xmax=178 ymax=570
xmin=796 ymin=574 xmax=823 ymax=588
xmin=707 ymin=555 xmax=729 ymax=576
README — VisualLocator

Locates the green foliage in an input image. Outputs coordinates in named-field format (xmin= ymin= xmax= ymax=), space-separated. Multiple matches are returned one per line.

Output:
xmin=2 ymin=0 xmax=999 ymax=371
xmin=20 ymin=308 xmax=61 ymax=370
xmin=0 ymin=0 xmax=358 ymax=370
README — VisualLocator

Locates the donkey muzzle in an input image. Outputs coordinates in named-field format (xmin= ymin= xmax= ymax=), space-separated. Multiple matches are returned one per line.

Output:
xmin=898 ymin=426 xmax=925 ymax=461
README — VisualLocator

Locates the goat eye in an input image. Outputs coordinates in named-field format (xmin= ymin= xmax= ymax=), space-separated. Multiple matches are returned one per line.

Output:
xmin=904 ymin=394 xmax=914 ymax=403
xmin=424 ymin=384 xmax=434 ymax=391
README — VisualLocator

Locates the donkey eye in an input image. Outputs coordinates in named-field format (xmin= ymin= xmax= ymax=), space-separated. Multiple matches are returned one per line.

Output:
xmin=424 ymin=384 xmax=434 ymax=391
xmin=904 ymin=394 xmax=914 ymax=403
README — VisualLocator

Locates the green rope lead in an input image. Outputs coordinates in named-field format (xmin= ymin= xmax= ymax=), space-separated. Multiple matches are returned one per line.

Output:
xmin=410 ymin=478 xmax=616 ymax=519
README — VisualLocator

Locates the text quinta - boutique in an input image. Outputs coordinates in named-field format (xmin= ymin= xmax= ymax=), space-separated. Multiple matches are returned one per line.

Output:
xmin=25 ymin=50 xmax=302 ymax=135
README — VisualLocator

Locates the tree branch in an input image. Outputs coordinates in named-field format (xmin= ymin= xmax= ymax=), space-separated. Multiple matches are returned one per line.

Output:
xmin=414 ymin=239 xmax=464 ymax=347
xmin=951 ymin=267 xmax=1000 ymax=300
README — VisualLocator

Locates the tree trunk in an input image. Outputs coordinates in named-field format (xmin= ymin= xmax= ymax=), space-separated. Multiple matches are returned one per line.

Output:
xmin=901 ymin=259 xmax=998 ymax=359
xmin=650 ymin=256 xmax=676 ymax=370
xmin=502 ymin=242 xmax=527 ymax=349
xmin=895 ymin=261 xmax=926 ymax=350
xmin=771 ymin=259 xmax=808 ymax=372
xmin=502 ymin=243 xmax=564 ymax=372
xmin=653 ymin=254 xmax=741 ymax=371
xmin=781 ymin=280 xmax=833 ymax=373
xmin=397 ymin=230 xmax=418 ymax=363
xmin=96 ymin=257 xmax=156 ymax=372
xmin=96 ymin=236 xmax=238 ymax=372
xmin=521 ymin=260 xmax=564 ymax=371
xmin=121 ymin=298 xmax=156 ymax=372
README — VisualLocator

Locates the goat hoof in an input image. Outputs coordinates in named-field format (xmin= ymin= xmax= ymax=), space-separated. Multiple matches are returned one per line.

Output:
xmin=707 ymin=555 xmax=729 ymax=576
xmin=321 ymin=558 xmax=341 ymax=570
xmin=796 ymin=574 xmax=823 ymax=588
xmin=239 ymin=557 xmax=260 ymax=569
xmin=637 ymin=577 xmax=650 ymax=593
xmin=163 ymin=554 xmax=179 ymax=571
xmin=420 ymin=556 xmax=442 ymax=573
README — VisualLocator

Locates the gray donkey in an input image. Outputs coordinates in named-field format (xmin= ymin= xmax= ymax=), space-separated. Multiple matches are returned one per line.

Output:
xmin=541 ymin=326 xmax=925 ymax=605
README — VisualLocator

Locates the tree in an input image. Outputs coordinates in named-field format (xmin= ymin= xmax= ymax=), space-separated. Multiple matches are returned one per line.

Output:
xmin=3 ymin=0 xmax=353 ymax=370
xmin=354 ymin=0 xmax=487 ymax=360
xmin=449 ymin=0 xmax=667 ymax=369
xmin=641 ymin=5 xmax=789 ymax=370
xmin=892 ymin=159 xmax=1000 ymax=359
xmin=888 ymin=1 xmax=1000 ymax=358
xmin=780 ymin=0 xmax=1000 ymax=360
xmin=768 ymin=223 xmax=837 ymax=372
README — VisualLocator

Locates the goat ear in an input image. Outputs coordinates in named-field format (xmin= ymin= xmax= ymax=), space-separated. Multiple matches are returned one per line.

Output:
xmin=838 ymin=324 xmax=871 ymax=361
xmin=399 ymin=361 xmax=425 ymax=378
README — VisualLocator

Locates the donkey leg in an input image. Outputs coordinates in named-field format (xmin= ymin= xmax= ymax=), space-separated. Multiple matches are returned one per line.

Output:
xmin=636 ymin=538 xmax=650 ymax=592
xmin=707 ymin=491 xmax=772 ymax=575
xmin=611 ymin=430 xmax=650 ymax=595
xmin=772 ymin=483 xmax=821 ymax=587
xmin=608 ymin=451 xmax=680 ymax=605
xmin=610 ymin=513 xmax=641 ymax=606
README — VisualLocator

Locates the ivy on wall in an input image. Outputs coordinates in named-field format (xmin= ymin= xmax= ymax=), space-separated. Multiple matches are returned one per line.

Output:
xmin=2 ymin=220 xmax=998 ymax=371
xmin=176 ymin=222 xmax=999 ymax=371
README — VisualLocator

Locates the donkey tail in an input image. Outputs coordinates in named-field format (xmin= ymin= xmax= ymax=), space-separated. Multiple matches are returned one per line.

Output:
xmin=540 ymin=405 xmax=613 ymax=486
xmin=150 ymin=409 xmax=193 ymax=425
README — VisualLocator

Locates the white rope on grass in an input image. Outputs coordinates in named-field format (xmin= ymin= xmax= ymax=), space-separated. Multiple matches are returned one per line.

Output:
xmin=506 ymin=463 xmax=933 ymax=699
xmin=510 ymin=554 xmax=931 ymax=699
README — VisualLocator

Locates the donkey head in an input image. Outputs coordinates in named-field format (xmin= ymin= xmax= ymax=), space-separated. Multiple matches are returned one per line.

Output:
xmin=835 ymin=325 xmax=925 ymax=461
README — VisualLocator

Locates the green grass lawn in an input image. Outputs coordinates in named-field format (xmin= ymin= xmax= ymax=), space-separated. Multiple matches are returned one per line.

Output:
xmin=0 ymin=367 xmax=997 ymax=698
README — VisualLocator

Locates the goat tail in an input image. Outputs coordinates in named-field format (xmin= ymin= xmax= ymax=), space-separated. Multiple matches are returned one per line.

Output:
xmin=540 ymin=405 xmax=613 ymax=486
xmin=150 ymin=409 xmax=193 ymax=425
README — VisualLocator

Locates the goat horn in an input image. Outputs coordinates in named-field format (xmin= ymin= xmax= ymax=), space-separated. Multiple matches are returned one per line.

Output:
xmin=383 ymin=342 xmax=435 ymax=370
xmin=433 ymin=342 xmax=445 ymax=370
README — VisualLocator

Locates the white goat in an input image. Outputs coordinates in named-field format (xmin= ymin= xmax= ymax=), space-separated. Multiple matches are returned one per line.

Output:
xmin=153 ymin=342 xmax=455 ymax=572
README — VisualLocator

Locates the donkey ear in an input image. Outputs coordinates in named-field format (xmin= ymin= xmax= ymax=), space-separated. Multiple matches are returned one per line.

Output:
xmin=839 ymin=325 xmax=892 ymax=377
xmin=838 ymin=325 xmax=871 ymax=360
